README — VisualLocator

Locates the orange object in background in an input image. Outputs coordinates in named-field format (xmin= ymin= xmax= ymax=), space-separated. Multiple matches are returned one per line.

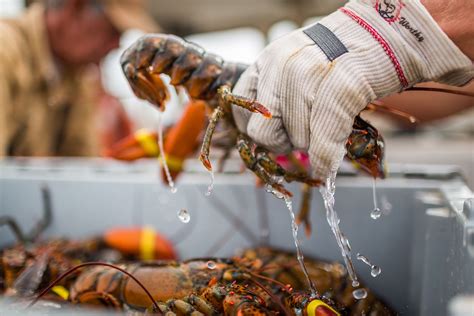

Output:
xmin=104 ymin=227 xmax=176 ymax=260
xmin=106 ymin=100 xmax=207 ymax=181
xmin=162 ymin=100 xmax=207 ymax=181
xmin=104 ymin=129 xmax=159 ymax=161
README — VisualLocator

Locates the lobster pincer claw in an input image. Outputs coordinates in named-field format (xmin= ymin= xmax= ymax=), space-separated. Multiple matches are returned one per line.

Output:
xmin=120 ymin=36 xmax=171 ymax=111
xmin=307 ymin=299 xmax=341 ymax=316
xmin=346 ymin=116 xmax=386 ymax=179
xmin=236 ymin=134 xmax=293 ymax=199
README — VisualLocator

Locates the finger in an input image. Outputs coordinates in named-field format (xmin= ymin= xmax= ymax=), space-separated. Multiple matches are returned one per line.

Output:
xmin=246 ymin=115 xmax=292 ymax=154
xmin=231 ymin=63 xmax=259 ymax=132
xmin=309 ymin=71 xmax=369 ymax=179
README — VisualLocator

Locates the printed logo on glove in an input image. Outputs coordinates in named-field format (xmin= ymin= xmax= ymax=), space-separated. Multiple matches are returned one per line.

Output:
xmin=375 ymin=0 xmax=404 ymax=23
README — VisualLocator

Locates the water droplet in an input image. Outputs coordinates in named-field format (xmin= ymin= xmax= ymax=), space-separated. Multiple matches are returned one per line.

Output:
xmin=356 ymin=253 xmax=382 ymax=278
xmin=205 ymin=170 xmax=214 ymax=197
xmin=320 ymin=171 xmax=359 ymax=288
xmin=370 ymin=208 xmax=382 ymax=219
xmin=371 ymin=265 xmax=381 ymax=277
xmin=206 ymin=260 xmax=216 ymax=270
xmin=342 ymin=234 xmax=351 ymax=252
xmin=371 ymin=179 xmax=381 ymax=219
xmin=177 ymin=209 xmax=190 ymax=223
xmin=352 ymin=280 xmax=360 ymax=288
xmin=266 ymin=185 xmax=285 ymax=199
xmin=283 ymin=197 xmax=317 ymax=296
xmin=156 ymin=115 xmax=177 ymax=194
xmin=352 ymin=288 xmax=367 ymax=300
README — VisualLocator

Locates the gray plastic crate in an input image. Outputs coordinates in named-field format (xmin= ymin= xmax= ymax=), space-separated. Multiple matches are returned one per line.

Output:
xmin=0 ymin=158 xmax=473 ymax=315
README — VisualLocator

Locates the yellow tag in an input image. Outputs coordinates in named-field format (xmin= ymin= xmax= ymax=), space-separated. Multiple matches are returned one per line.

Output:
xmin=158 ymin=154 xmax=183 ymax=171
xmin=307 ymin=300 xmax=340 ymax=316
xmin=139 ymin=226 xmax=156 ymax=260
xmin=51 ymin=285 xmax=69 ymax=300
xmin=135 ymin=129 xmax=159 ymax=157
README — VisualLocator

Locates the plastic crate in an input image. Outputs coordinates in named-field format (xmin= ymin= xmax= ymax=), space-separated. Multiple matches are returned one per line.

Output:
xmin=0 ymin=158 xmax=473 ymax=315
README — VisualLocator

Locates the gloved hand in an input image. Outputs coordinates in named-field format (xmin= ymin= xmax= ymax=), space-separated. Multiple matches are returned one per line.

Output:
xmin=232 ymin=0 xmax=473 ymax=180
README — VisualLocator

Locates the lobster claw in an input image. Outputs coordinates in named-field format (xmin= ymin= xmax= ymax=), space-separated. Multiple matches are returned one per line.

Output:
xmin=120 ymin=36 xmax=171 ymax=111
xmin=346 ymin=116 xmax=386 ymax=179
xmin=307 ymin=299 xmax=340 ymax=316
xmin=123 ymin=64 xmax=170 ymax=111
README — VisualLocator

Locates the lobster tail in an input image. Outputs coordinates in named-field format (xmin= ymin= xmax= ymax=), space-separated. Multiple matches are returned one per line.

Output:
xmin=121 ymin=34 xmax=247 ymax=109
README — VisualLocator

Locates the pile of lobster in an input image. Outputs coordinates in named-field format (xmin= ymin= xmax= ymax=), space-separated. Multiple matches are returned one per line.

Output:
xmin=1 ymin=240 xmax=394 ymax=315
xmin=0 ymin=191 xmax=393 ymax=315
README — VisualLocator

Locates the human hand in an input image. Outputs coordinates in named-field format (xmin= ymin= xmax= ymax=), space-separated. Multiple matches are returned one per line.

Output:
xmin=232 ymin=0 xmax=472 ymax=179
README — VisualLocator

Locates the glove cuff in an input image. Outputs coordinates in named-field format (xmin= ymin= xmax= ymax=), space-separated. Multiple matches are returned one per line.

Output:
xmin=341 ymin=0 xmax=472 ymax=88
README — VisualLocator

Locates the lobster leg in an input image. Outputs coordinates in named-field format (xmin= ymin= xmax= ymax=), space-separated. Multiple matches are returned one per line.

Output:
xmin=296 ymin=184 xmax=313 ymax=237
xmin=236 ymin=134 xmax=292 ymax=198
xmin=0 ymin=216 xmax=26 ymax=243
xmin=199 ymin=106 xmax=225 ymax=171
xmin=217 ymin=85 xmax=272 ymax=118
xmin=256 ymin=149 xmax=321 ymax=186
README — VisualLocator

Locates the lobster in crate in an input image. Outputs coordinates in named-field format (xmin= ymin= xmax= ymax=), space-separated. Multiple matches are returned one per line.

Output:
xmin=27 ymin=247 xmax=394 ymax=315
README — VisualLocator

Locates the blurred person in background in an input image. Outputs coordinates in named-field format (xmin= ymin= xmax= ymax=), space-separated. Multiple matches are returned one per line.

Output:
xmin=0 ymin=0 xmax=157 ymax=156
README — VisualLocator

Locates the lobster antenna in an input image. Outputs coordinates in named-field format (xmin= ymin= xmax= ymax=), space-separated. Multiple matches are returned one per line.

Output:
xmin=0 ymin=216 xmax=26 ymax=243
xmin=367 ymin=103 xmax=419 ymax=123
xmin=247 ymin=277 xmax=293 ymax=316
xmin=407 ymin=86 xmax=474 ymax=97
xmin=247 ymin=270 xmax=289 ymax=290
xmin=26 ymin=262 xmax=162 ymax=315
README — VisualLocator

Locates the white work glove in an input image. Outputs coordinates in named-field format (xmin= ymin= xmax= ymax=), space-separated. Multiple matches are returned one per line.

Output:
xmin=232 ymin=0 xmax=473 ymax=179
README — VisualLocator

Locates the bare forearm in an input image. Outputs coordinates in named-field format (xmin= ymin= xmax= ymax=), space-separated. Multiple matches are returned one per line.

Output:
xmin=380 ymin=81 xmax=474 ymax=123
xmin=421 ymin=0 xmax=474 ymax=60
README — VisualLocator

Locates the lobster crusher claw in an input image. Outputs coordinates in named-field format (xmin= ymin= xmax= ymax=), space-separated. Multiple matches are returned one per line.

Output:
xmin=307 ymin=299 xmax=340 ymax=316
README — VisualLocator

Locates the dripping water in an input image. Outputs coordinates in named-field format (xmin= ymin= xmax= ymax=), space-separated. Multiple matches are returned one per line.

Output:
xmin=320 ymin=171 xmax=359 ymax=287
xmin=283 ymin=196 xmax=317 ymax=296
xmin=156 ymin=114 xmax=177 ymax=194
xmin=177 ymin=209 xmax=190 ymax=223
xmin=352 ymin=288 xmax=368 ymax=300
xmin=206 ymin=260 xmax=216 ymax=270
xmin=371 ymin=178 xmax=381 ymax=219
xmin=356 ymin=253 xmax=381 ymax=277
xmin=205 ymin=170 xmax=215 ymax=197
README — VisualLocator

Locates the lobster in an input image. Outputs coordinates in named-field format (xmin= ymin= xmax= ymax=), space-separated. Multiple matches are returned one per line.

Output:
xmin=240 ymin=247 xmax=394 ymax=315
xmin=0 ymin=227 xmax=175 ymax=298
xmin=120 ymin=34 xmax=327 ymax=198
xmin=27 ymin=248 xmax=393 ymax=315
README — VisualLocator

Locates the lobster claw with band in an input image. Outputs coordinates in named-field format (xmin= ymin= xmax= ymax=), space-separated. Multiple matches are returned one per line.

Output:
xmin=308 ymin=299 xmax=340 ymax=316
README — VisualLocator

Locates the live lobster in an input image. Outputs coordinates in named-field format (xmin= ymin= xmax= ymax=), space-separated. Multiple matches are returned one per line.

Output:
xmin=28 ymin=247 xmax=394 ymax=315
xmin=121 ymin=34 xmax=341 ymax=199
